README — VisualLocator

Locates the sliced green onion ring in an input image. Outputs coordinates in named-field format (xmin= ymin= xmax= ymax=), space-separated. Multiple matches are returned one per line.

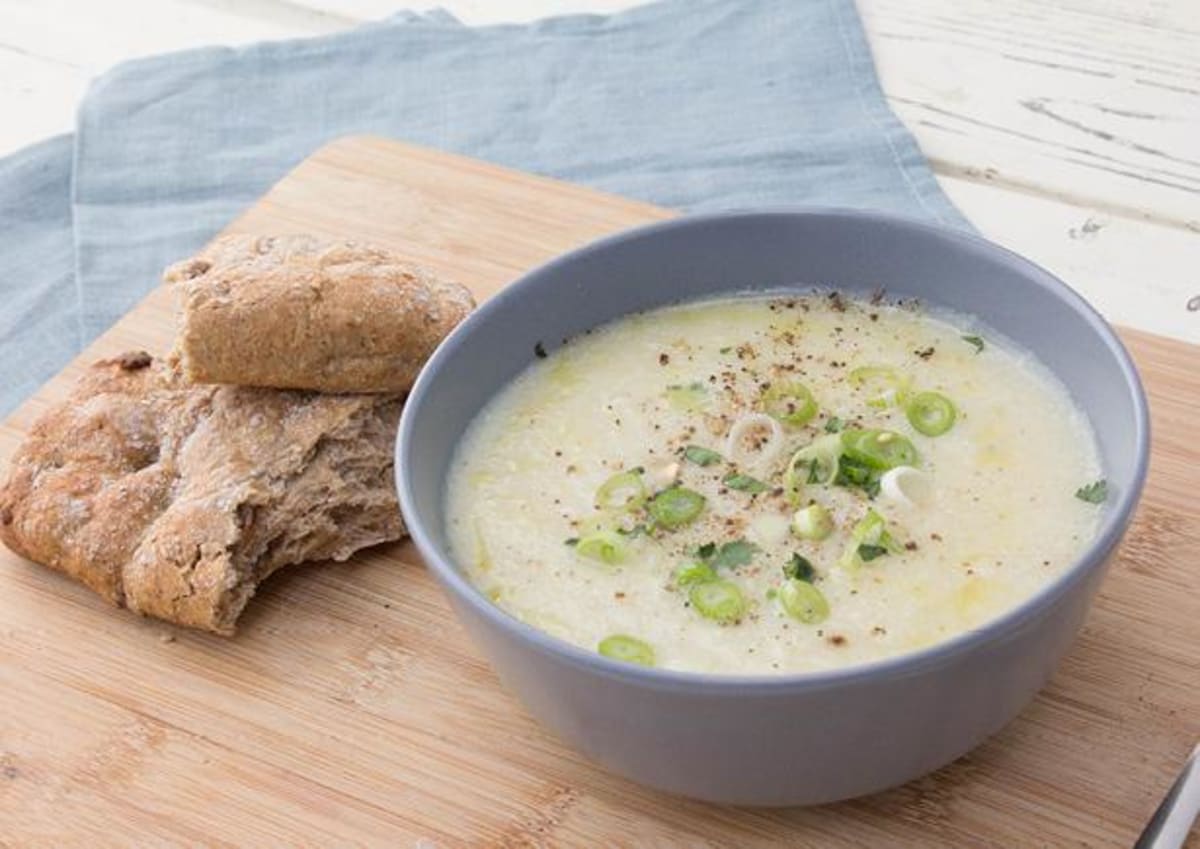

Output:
xmin=853 ymin=509 xmax=886 ymax=543
xmin=848 ymin=365 xmax=912 ymax=408
xmin=665 ymin=382 xmax=707 ymax=411
xmin=762 ymin=381 xmax=818 ymax=427
xmin=840 ymin=428 xmax=919 ymax=471
xmin=783 ymin=434 xmax=842 ymax=504
xmin=905 ymin=391 xmax=957 ymax=437
xmin=724 ymin=413 xmax=786 ymax=472
xmin=778 ymin=578 xmax=830 ymax=624
xmin=675 ymin=561 xmax=717 ymax=587
xmin=598 ymin=634 xmax=655 ymax=666
xmin=838 ymin=508 xmax=901 ymax=570
xmin=750 ymin=513 xmax=791 ymax=546
xmin=689 ymin=580 xmax=747 ymax=623
xmin=647 ymin=486 xmax=706 ymax=529
xmin=594 ymin=469 xmax=648 ymax=511
xmin=879 ymin=466 xmax=932 ymax=508
xmin=575 ymin=531 xmax=629 ymax=564
xmin=791 ymin=503 xmax=834 ymax=540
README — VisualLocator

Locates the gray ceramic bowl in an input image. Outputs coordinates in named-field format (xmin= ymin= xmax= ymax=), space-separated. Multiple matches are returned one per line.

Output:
xmin=396 ymin=210 xmax=1149 ymax=806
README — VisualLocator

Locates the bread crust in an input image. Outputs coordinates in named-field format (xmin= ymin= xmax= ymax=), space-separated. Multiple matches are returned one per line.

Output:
xmin=164 ymin=234 xmax=474 ymax=393
xmin=0 ymin=353 xmax=404 ymax=634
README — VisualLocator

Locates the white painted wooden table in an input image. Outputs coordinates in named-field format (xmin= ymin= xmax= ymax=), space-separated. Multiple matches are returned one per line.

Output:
xmin=1 ymin=0 xmax=1196 ymax=342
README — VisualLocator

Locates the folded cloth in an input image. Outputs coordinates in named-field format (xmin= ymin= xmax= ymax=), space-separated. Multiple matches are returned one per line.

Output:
xmin=0 ymin=136 xmax=79 ymax=409
xmin=0 ymin=0 xmax=965 ymax=416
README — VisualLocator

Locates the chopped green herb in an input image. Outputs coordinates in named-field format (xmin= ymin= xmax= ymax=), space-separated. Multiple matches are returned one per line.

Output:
xmin=714 ymin=539 xmax=759 ymax=571
xmin=824 ymin=416 xmax=844 ymax=433
xmin=962 ymin=335 xmax=985 ymax=353
xmin=564 ymin=537 xmax=579 ymax=547
xmin=723 ymin=472 xmax=769 ymax=493
xmin=784 ymin=552 xmax=816 ymax=582
xmin=647 ymin=487 xmax=706 ymax=528
xmin=598 ymin=634 xmax=655 ymax=666
xmin=765 ymin=588 xmax=778 ymax=600
xmin=719 ymin=346 xmax=733 ymax=354
xmin=698 ymin=538 xmax=759 ymax=571
xmin=1075 ymin=479 xmax=1108 ymax=504
xmin=834 ymin=454 xmax=882 ymax=498
xmin=857 ymin=543 xmax=890 ymax=562
xmin=683 ymin=445 xmax=722 ymax=466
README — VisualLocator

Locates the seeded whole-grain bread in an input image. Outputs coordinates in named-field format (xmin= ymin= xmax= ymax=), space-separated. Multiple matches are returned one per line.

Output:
xmin=0 ymin=352 xmax=404 ymax=634
xmin=164 ymin=234 xmax=475 ymax=393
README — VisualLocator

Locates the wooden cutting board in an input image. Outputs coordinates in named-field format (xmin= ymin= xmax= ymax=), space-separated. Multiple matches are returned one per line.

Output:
xmin=1 ymin=136 xmax=1196 ymax=848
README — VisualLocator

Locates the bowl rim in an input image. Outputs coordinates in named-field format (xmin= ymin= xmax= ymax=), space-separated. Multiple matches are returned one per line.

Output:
xmin=396 ymin=207 xmax=1150 ymax=694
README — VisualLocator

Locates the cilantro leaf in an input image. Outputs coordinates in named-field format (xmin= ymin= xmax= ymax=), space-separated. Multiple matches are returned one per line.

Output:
xmin=723 ymin=472 xmax=768 ymax=493
xmin=962 ymin=335 xmax=985 ymax=354
xmin=834 ymin=454 xmax=881 ymax=498
xmin=784 ymin=553 xmax=816 ymax=582
xmin=857 ymin=543 xmax=889 ymax=562
xmin=697 ymin=538 xmax=759 ymax=571
xmin=711 ymin=539 xmax=758 ymax=570
xmin=1075 ymin=479 xmax=1108 ymax=504
xmin=683 ymin=445 xmax=722 ymax=467
xmin=824 ymin=416 xmax=844 ymax=433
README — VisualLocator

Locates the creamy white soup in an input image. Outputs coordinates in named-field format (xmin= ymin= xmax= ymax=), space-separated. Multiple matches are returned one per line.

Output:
xmin=445 ymin=294 xmax=1104 ymax=675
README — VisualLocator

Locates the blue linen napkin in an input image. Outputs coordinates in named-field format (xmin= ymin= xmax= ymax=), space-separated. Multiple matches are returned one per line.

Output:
xmin=0 ymin=0 xmax=965 ymax=415
xmin=0 ymin=136 xmax=79 ymax=409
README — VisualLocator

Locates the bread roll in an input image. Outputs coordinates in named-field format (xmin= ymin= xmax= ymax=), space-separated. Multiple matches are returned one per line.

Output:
xmin=165 ymin=234 xmax=474 ymax=393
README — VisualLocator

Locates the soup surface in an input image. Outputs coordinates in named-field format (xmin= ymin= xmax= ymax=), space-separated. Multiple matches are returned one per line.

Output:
xmin=445 ymin=294 xmax=1103 ymax=675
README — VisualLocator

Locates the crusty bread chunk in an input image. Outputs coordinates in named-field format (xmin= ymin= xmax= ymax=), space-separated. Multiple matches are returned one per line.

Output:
xmin=0 ymin=352 xmax=404 ymax=634
xmin=165 ymin=234 xmax=474 ymax=393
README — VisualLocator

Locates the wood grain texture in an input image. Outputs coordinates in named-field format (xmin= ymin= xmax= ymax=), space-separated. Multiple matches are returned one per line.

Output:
xmin=0 ymin=136 xmax=1196 ymax=847
xmin=860 ymin=0 xmax=1200 ymax=343
xmin=937 ymin=175 xmax=1200 ymax=343
xmin=862 ymin=0 xmax=1200 ymax=230
xmin=3 ymin=0 xmax=1197 ymax=342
